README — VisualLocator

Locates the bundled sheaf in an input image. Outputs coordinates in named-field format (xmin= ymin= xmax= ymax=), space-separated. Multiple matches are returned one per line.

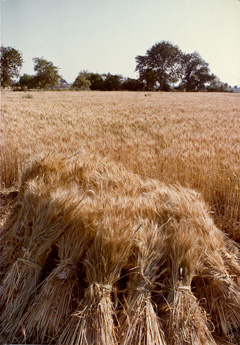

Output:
xmin=22 ymin=213 xmax=93 ymax=344
xmin=0 ymin=153 xmax=240 ymax=344
xmin=58 ymin=215 xmax=131 ymax=345
xmin=119 ymin=219 xmax=168 ymax=345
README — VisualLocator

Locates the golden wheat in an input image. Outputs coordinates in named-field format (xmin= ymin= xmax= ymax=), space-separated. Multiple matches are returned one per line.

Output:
xmin=1 ymin=90 xmax=239 ymax=241
xmin=0 ymin=153 xmax=240 ymax=344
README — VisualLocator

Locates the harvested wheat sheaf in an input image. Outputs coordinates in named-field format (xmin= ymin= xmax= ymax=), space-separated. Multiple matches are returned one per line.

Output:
xmin=0 ymin=153 xmax=240 ymax=345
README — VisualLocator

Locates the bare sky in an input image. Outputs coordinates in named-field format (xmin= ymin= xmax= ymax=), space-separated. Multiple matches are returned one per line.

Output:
xmin=1 ymin=0 xmax=240 ymax=85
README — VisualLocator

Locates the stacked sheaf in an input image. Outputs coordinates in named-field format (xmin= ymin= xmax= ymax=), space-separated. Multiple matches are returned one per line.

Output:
xmin=0 ymin=153 xmax=239 ymax=344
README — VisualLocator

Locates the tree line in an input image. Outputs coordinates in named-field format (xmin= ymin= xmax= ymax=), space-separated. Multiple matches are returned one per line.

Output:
xmin=0 ymin=42 xmax=229 ymax=92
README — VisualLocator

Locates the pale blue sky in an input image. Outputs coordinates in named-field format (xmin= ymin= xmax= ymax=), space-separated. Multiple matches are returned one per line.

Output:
xmin=1 ymin=0 xmax=240 ymax=85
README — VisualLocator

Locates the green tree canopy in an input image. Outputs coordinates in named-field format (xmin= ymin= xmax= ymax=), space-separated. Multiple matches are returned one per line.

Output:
xmin=72 ymin=71 xmax=125 ymax=91
xmin=121 ymin=77 xmax=143 ymax=91
xmin=206 ymin=76 xmax=228 ymax=92
xmin=18 ymin=74 xmax=38 ymax=90
xmin=87 ymin=73 xmax=105 ymax=90
xmin=72 ymin=71 xmax=91 ymax=90
xmin=102 ymin=73 xmax=123 ymax=91
xmin=179 ymin=52 xmax=215 ymax=91
xmin=136 ymin=41 xmax=182 ymax=91
xmin=33 ymin=57 xmax=60 ymax=89
xmin=0 ymin=46 xmax=23 ymax=87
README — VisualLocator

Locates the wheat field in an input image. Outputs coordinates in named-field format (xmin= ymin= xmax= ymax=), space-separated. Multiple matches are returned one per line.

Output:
xmin=1 ymin=90 xmax=240 ymax=344
xmin=1 ymin=90 xmax=240 ymax=240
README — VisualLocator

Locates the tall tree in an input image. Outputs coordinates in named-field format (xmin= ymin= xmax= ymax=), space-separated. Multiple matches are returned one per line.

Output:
xmin=33 ymin=57 xmax=60 ymax=89
xmin=179 ymin=52 xmax=215 ymax=91
xmin=135 ymin=41 xmax=182 ymax=91
xmin=0 ymin=46 xmax=23 ymax=87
